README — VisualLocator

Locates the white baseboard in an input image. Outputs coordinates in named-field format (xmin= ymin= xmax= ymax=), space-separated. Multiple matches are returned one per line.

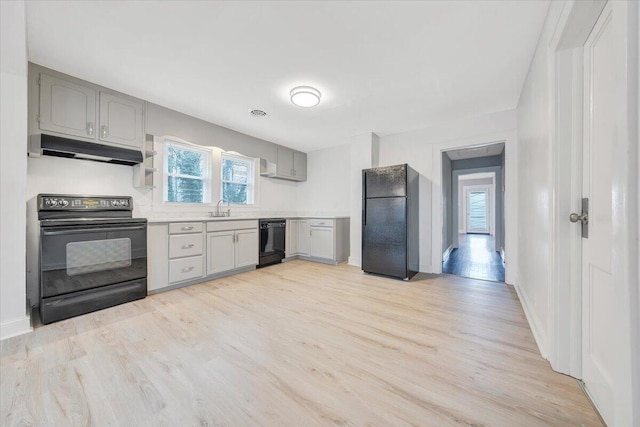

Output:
xmin=1 ymin=315 xmax=32 ymax=341
xmin=442 ymin=245 xmax=454 ymax=262
xmin=513 ymin=283 xmax=548 ymax=360
xmin=348 ymin=256 xmax=361 ymax=267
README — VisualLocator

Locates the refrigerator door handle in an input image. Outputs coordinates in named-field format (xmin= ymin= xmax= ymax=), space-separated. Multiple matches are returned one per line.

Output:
xmin=363 ymin=199 xmax=366 ymax=226
xmin=362 ymin=171 xmax=367 ymax=226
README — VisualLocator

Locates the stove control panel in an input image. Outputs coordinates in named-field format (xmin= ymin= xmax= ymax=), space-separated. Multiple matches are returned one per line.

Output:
xmin=39 ymin=195 xmax=132 ymax=211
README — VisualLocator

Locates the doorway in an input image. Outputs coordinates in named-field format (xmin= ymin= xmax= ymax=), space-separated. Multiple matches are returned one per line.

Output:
xmin=441 ymin=144 xmax=505 ymax=282
xmin=466 ymin=187 xmax=490 ymax=233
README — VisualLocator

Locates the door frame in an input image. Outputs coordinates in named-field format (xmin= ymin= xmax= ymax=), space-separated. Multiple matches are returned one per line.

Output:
xmin=463 ymin=185 xmax=492 ymax=234
xmin=549 ymin=0 xmax=638 ymax=423
xmin=431 ymin=130 xmax=518 ymax=285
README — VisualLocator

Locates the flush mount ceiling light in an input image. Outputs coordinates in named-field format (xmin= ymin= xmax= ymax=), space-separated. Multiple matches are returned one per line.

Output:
xmin=290 ymin=86 xmax=321 ymax=108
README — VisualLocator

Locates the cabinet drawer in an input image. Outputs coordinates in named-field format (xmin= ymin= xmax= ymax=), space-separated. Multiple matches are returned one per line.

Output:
xmin=169 ymin=222 xmax=203 ymax=234
xmin=169 ymin=234 xmax=203 ymax=259
xmin=169 ymin=256 xmax=203 ymax=283
xmin=308 ymin=218 xmax=335 ymax=227
xmin=207 ymin=220 xmax=258 ymax=232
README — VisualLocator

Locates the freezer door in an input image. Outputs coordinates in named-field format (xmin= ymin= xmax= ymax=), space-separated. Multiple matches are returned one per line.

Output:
xmin=363 ymin=165 xmax=407 ymax=198
xmin=362 ymin=197 xmax=407 ymax=278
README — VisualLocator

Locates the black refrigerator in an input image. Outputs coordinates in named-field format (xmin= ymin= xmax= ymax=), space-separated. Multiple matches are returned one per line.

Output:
xmin=362 ymin=164 xmax=419 ymax=280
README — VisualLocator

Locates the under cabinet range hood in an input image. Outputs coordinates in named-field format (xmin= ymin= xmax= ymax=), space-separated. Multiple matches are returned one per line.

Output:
xmin=29 ymin=134 xmax=143 ymax=166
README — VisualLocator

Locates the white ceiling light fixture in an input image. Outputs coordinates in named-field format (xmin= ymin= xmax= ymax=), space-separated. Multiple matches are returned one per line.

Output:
xmin=290 ymin=86 xmax=321 ymax=108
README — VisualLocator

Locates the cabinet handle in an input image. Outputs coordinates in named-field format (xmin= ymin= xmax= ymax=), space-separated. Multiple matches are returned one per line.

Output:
xmin=87 ymin=122 xmax=94 ymax=136
xmin=181 ymin=244 xmax=194 ymax=249
xmin=101 ymin=125 xmax=108 ymax=138
xmin=181 ymin=226 xmax=194 ymax=230
xmin=182 ymin=266 xmax=194 ymax=273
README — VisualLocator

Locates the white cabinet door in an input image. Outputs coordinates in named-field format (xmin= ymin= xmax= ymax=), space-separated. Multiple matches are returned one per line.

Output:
xmin=310 ymin=227 xmax=334 ymax=260
xmin=235 ymin=229 xmax=259 ymax=268
xmin=39 ymin=73 xmax=96 ymax=139
xmin=298 ymin=220 xmax=310 ymax=256
xmin=99 ymin=92 xmax=143 ymax=149
xmin=288 ymin=220 xmax=299 ymax=255
xmin=207 ymin=231 xmax=235 ymax=275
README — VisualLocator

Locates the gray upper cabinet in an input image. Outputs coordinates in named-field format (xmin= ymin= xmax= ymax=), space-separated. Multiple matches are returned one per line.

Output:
xmin=39 ymin=73 xmax=97 ymax=140
xmin=33 ymin=67 xmax=144 ymax=151
xmin=99 ymin=92 xmax=143 ymax=149
xmin=275 ymin=146 xmax=307 ymax=181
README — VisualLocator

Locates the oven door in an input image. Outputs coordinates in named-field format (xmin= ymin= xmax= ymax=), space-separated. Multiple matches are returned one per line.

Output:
xmin=40 ymin=222 xmax=147 ymax=298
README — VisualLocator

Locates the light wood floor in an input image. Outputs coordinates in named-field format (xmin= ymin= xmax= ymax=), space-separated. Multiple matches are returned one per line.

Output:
xmin=1 ymin=260 xmax=602 ymax=426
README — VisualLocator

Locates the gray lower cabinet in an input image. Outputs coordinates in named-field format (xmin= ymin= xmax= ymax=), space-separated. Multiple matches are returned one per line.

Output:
xmin=206 ymin=231 xmax=235 ymax=274
xmin=148 ymin=220 xmax=259 ymax=294
xmin=286 ymin=218 xmax=349 ymax=264
xmin=310 ymin=226 xmax=334 ymax=260
xmin=167 ymin=223 xmax=204 ymax=285
xmin=206 ymin=221 xmax=259 ymax=275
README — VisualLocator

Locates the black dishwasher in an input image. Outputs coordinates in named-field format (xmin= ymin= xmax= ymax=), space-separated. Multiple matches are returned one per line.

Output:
xmin=258 ymin=219 xmax=286 ymax=267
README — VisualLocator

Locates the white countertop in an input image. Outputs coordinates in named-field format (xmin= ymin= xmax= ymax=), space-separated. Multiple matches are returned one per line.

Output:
xmin=146 ymin=215 xmax=349 ymax=223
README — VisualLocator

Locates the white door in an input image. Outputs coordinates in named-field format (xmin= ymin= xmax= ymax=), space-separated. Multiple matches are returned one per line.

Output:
xmin=235 ymin=229 xmax=259 ymax=268
xmin=466 ymin=188 xmax=489 ymax=234
xmin=310 ymin=227 xmax=334 ymax=260
xmin=581 ymin=3 xmax=629 ymax=424
xmin=206 ymin=231 xmax=235 ymax=275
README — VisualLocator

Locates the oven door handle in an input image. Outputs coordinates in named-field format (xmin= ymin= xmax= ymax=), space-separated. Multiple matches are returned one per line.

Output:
xmin=41 ymin=225 xmax=147 ymax=236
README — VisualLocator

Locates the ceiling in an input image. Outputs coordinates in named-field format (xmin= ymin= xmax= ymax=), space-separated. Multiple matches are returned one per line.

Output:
xmin=446 ymin=142 xmax=505 ymax=160
xmin=25 ymin=1 xmax=549 ymax=153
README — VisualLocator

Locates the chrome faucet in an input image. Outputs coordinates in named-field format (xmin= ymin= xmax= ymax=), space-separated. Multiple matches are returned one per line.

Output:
xmin=210 ymin=199 xmax=230 ymax=217
xmin=216 ymin=199 xmax=224 ymax=216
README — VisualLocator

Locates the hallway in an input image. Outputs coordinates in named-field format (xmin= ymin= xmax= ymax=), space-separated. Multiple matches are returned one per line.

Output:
xmin=443 ymin=234 xmax=505 ymax=282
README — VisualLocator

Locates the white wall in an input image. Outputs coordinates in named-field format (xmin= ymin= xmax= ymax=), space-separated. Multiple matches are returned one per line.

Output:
xmin=515 ymin=1 xmax=563 ymax=357
xmin=348 ymin=133 xmax=378 ymax=266
xmin=297 ymin=143 xmax=350 ymax=216
xmin=378 ymin=109 xmax=517 ymax=274
xmin=1 ymin=0 xmax=31 ymax=339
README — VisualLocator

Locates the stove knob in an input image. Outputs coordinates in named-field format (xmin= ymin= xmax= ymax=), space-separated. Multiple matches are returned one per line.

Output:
xmin=44 ymin=199 xmax=52 ymax=207
xmin=60 ymin=200 xmax=69 ymax=207
xmin=111 ymin=200 xmax=118 ymax=207
xmin=50 ymin=199 xmax=58 ymax=207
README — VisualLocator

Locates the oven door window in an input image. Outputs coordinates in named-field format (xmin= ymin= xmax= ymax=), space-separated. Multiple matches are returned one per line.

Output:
xmin=41 ymin=226 xmax=146 ymax=298
xmin=67 ymin=238 xmax=131 ymax=276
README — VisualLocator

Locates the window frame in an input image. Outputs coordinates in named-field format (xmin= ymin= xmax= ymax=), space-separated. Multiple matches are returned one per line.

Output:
xmin=220 ymin=152 xmax=255 ymax=205
xmin=163 ymin=138 xmax=213 ymax=205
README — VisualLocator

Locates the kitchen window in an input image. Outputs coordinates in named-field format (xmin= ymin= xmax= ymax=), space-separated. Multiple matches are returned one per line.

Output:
xmin=221 ymin=153 xmax=254 ymax=205
xmin=164 ymin=139 xmax=212 ymax=203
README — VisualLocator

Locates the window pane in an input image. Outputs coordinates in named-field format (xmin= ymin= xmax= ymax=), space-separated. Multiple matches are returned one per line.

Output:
xmin=167 ymin=176 xmax=205 ymax=203
xmin=222 ymin=182 xmax=247 ymax=204
xmin=167 ymin=145 xmax=205 ymax=177
xmin=222 ymin=158 xmax=248 ymax=184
